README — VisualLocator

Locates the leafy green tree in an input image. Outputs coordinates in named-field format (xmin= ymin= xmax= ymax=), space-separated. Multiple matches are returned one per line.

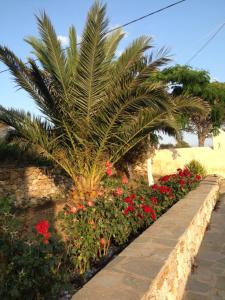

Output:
xmin=0 ymin=3 xmax=206 ymax=202
xmin=159 ymin=65 xmax=225 ymax=146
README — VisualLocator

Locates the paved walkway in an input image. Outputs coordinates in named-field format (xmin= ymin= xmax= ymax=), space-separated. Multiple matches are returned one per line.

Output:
xmin=184 ymin=183 xmax=225 ymax=300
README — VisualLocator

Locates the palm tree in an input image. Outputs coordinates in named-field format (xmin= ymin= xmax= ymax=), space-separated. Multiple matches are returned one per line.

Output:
xmin=0 ymin=2 xmax=208 ymax=202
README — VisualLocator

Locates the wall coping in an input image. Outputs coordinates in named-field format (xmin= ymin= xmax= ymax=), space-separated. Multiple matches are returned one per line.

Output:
xmin=72 ymin=176 xmax=220 ymax=300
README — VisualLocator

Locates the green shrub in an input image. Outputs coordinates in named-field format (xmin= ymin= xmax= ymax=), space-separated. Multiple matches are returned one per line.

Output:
xmin=186 ymin=160 xmax=207 ymax=177
xmin=0 ymin=141 xmax=52 ymax=166
xmin=159 ymin=143 xmax=174 ymax=149
xmin=0 ymin=198 xmax=71 ymax=300
xmin=175 ymin=140 xmax=190 ymax=148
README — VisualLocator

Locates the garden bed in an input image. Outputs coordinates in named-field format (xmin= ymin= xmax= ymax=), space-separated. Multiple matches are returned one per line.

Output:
xmin=73 ymin=175 xmax=220 ymax=300
xmin=0 ymin=167 xmax=204 ymax=299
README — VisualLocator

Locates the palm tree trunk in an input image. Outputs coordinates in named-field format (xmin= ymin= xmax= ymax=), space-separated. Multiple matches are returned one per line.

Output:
xmin=198 ymin=132 xmax=206 ymax=147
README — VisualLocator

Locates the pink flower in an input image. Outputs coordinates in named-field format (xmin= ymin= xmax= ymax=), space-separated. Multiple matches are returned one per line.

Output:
xmin=121 ymin=175 xmax=129 ymax=184
xmin=115 ymin=187 xmax=123 ymax=195
xmin=87 ymin=201 xmax=94 ymax=207
xmin=105 ymin=161 xmax=112 ymax=168
xmin=106 ymin=168 xmax=113 ymax=176
xmin=70 ymin=206 xmax=78 ymax=213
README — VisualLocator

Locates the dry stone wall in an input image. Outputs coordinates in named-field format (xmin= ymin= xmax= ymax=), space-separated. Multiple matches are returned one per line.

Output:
xmin=0 ymin=166 xmax=72 ymax=208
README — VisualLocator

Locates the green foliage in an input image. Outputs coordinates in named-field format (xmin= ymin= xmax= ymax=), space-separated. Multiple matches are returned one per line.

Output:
xmin=185 ymin=160 xmax=207 ymax=177
xmin=159 ymin=143 xmax=174 ymax=149
xmin=175 ymin=140 xmax=190 ymax=148
xmin=0 ymin=3 xmax=207 ymax=197
xmin=0 ymin=140 xmax=52 ymax=166
xmin=0 ymin=198 xmax=71 ymax=300
xmin=159 ymin=64 xmax=225 ymax=146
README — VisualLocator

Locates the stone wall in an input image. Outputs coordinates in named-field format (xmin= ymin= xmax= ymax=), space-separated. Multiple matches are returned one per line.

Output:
xmin=0 ymin=166 xmax=72 ymax=208
xmin=72 ymin=176 xmax=220 ymax=300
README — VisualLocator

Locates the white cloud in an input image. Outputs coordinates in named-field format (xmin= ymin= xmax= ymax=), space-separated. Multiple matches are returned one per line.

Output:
xmin=57 ymin=34 xmax=81 ymax=47
xmin=115 ymin=49 xmax=123 ymax=57
xmin=210 ymin=76 xmax=220 ymax=82
xmin=57 ymin=35 xmax=69 ymax=47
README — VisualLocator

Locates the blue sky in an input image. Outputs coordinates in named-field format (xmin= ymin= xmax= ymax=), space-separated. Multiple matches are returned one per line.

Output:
xmin=0 ymin=0 xmax=225 ymax=146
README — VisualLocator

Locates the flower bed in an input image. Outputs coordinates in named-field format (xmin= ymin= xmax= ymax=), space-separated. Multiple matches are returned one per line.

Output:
xmin=0 ymin=168 xmax=201 ymax=299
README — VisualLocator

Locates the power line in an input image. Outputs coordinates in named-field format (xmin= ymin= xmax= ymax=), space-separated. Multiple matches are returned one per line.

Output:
xmin=0 ymin=0 xmax=187 ymax=75
xmin=186 ymin=21 xmax=225 ymax=64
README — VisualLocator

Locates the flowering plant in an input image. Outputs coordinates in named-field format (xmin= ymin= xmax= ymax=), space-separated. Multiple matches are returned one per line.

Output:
xmin=35 ymin=220 xmax=51 ymax=244
xmin=58 ymin=167 xmax=201 ymax=274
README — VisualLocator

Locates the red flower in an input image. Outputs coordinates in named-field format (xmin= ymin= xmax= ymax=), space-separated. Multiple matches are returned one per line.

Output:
xmin=141 ymin=205 xmax=156 ymax=221
xmin=100 ymin=238 xmax=107 ymax=247
xmin=150 ymin=197 xmax=158 ymax=204
xmin=35 ymin=220 xmax=49 ymax=235
xmin=178 ymin=168 xmax=191 ymax=178
xmin=160 ymin=175 xmax=171 ymax=182
xmin=121 ymin=175 xmax=129 ymax=184
xmin=152 ymin=184 xmax=159 ymax=191
xmin=124 ymin=196 xmax=133 ymax=205
xmin=106 ymin=168 xmax=113 ymax=176
xmin=130 ymin=193 xmax=136 ymax=199
xmin=105 ymin=161 xmax=112 ymax=168
xmin=35 ymin=220 xmax=51 ymax=244
xmin=140 ymin=196 xmax=145 ymax=202
xmin=178 ymin=171 xmax=185 ymax=177
xmin=142 ymin=205 xmax=152 ymax=213
xmin=123 ymin=205 xmax=134 ymax=215
xmin=137 ymin=213 xmax=144 ymax=219
xmin=195 ymin=175 xmax=201 ymax=181
xmin=43 ymin=232 xmax=51 ymax=240
xmin=77 ymin=204 xmax=84 ymax=210
xmin=115 ymin=187 xmax=123 ymax=196
xmin=179 ymin=179 xmax=185 ymax=186
xmin=151 ymin=210 xmax=156 ymax=221
xmin=183 ymin=168 xmax=191 ymax=177
xmin=159 ymin=185 xmax=172 ymax=194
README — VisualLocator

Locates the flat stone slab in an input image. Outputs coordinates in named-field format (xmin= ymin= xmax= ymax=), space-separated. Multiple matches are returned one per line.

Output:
xmin=183 ymin=183 xmax=225 ymax=299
